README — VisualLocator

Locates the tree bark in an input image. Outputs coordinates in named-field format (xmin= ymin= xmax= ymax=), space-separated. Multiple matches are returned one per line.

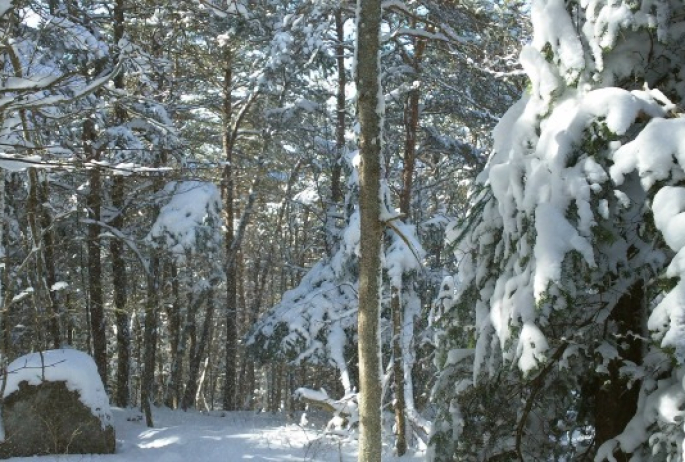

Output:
xmin=26 ymin=168 xmax=57 ymax=349
xmin=391 ymin=39 xmax=425 ymax=456
xmin=141 ymin=257 xmax=159 ymax=427
xmin=111 ymin=177 xmax=130 ymax=407
xmin=333 ymin=10 xmax=346 ymax=207
xmin=400 ymin=88 xmax=419 ymax=216
xmin=391 ymin=29 xmax=428 ymax=454
xmin=183 ymin=289 xmax=215 ymax=410
xmin=391 ymin=285 xmax=407 ymax=455
xmin=356 ymin=0 xmax=383 ymax=459
xmin=38 ymin=176 xmax=61 ymax=349
xmin=165 ymin=263 xmax=182 ymax=409
xmin=221 ymin=46 xmax=238 ymax=411
xmin=111 ymin=0 xmax=130 ymax=409
xmin=83 ymin=119 xmax=107 ymax=386
xmin=325 ymin=9 xmax=347 ymax=255
xmin=0 ymin=169 xmax=8 ymax=359
xmin=141 ymin=112 xmax=166 ymax=425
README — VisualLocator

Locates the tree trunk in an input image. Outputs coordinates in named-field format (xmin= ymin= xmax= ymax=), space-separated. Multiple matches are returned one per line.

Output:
xmin=38 ymin=176 xmax=61 ymax=349
xmin=333 ymin=10 xmax=346 ymax=208
xmin=325 ymin=8 xmax=347 ymax=255
xmin=593 ymin=281 xmax=644 ymax=460
xmin=141 ymin=258 xmax=159 ymax=427
xmin=111 ymin=176 xmax=130 ymax=407
xmin=0 ymin=168 xmax=13 ymax=380
xmin=187 ymin=287 xmax=199 ymax=383
xmin=400 ymin=88 xmax=419 ymax=216
xmin=180 ymin=279 xmax=207 ymax=408
xmin=141 ymin=128 xmax=166 ymax=425
xmin=0 ymin=169 xmax=8 ymax=359
xmin=182 ymin=289 xmax=215 ymax=410
xmin=84 ymin=119 xmax=107 ymax=386
xmin=391 ymin=285 xmax=407 ymax=455
xmin=237 ymin=253 xmax=248 ymax=406
xmin=391 ymin=48 xmax=425 ymax=456
xmin=132 ymin=308 xmax=142 ymax=406
xmin=111 ymin=0 xmax=130 ymax=409
xmin=356 ymin=0 xmax=383 ymax=459
xmin=221 ymin=46 xmax=238 ymax=411
xmin=26 ymin=168 xmax=56 ymax=350
xmin=165 ymin=263 xmax=182 ymax=409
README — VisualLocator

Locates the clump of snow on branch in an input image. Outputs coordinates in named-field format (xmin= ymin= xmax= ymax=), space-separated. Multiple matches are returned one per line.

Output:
xmin=147 ymin=181 xmax=222 ymax=264
xmin=385 ymin=220 xmax=424 ymax=288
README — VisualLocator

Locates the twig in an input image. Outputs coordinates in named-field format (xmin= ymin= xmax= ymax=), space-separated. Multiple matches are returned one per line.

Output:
xmin=515 ymin=342 xmax=568 ymax=461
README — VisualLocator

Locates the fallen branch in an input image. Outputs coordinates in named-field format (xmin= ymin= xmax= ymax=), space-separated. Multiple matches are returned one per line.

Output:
xmin=293 ymin=388 xmax=358 ymax=430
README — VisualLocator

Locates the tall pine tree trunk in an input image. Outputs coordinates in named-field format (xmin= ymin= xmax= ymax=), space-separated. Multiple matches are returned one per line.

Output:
xmin=392 ymin=65 xmax=424 ymax=458
xmin=356 ymin=0 xmax=383 ymax=459
xmin=26 ymin=168 xmax=58 ymax=349
xmin=0 ymin=169 xmax=8 ymax=359
xmin=141 ymin=257 xmax=159 ymax=427
xmin=0 ymin=167 xmax=6 ymax=443
xmin=325 ymin=8 xmax=347 ymax=255
xmin=38 ymin=176 xmax=61 ymax=349
xmin=141 ymin=93 xmax=166 ymax=424
xmin=111 ymin=0 xmax=130 ymax=409
xmin=391 ymin=285 xmax=407 ymax=455
xmin=165 ymin=263 xmax=182 ymax=409
xmin=221 ymin=46 xmax=238 ymax=411
xmin=141 ymin=174 xmax=165 ymax=424
xmin=183 ymin=289 xmax=215 ymax=410
xmin=112 ymin=176 xmax=130 ymax=407
xmin=84 ymin=119 xmax=107 ymax=386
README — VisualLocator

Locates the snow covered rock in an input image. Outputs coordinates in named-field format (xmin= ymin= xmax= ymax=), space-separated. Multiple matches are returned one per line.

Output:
xmin=0 ymin=349 xmax=115 ymax=458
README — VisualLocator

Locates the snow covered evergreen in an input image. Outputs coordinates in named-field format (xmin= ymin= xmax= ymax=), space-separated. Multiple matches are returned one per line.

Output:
xmin=431 ymin=0 xmax=685 ymax=460
xmin=247 ymin=151 xmax=424 ymax=400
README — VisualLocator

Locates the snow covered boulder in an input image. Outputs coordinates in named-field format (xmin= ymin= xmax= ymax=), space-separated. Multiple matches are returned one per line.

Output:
xmin=0 ymin=349 xmax=115 ymax=458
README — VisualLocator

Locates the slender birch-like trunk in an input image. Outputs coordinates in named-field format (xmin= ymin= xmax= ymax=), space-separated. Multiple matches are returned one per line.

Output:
xmin=356 ymin=0 xmax=383 ymax=460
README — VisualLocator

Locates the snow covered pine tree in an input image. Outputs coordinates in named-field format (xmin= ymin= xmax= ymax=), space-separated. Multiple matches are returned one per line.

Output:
xmin=431 ymin=0 xmax=685 ymax=460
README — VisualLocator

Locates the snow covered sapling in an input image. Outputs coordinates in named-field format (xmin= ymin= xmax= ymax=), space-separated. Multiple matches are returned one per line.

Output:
xmin=247 ymin=149 xmax=426 ymax=433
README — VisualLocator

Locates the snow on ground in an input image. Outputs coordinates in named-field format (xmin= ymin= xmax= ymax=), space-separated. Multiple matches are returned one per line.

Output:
xmin=8 ymin=407 xmax=424 ymax=461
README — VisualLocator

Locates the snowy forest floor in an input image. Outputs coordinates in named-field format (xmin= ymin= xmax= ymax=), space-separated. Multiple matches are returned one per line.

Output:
xmin=12 ymin=407 xmax=425 ymax=461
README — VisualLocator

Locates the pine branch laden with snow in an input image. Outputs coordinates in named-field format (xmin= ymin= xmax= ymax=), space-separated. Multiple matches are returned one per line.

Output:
xmin=147 ymin=181 xmax=223 ymax=268
xmin=431 ymin=0 xmax=685 ymax=460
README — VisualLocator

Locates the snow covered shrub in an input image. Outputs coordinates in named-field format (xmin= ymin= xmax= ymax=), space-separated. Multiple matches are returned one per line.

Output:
xmin=431 ymin=0 xmax=685 ymax=460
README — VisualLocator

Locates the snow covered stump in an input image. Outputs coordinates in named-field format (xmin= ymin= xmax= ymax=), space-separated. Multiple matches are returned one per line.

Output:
xmin=0 ymin=349 xmax=115 ymax=458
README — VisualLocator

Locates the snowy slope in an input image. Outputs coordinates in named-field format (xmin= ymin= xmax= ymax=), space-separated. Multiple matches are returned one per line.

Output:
xmin=7 ymin=407 xmax=424 ymax=461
